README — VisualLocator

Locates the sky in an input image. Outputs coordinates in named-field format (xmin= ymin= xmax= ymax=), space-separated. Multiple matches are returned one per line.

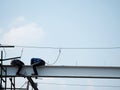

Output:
xmin=0 ymin=0 xmax=120 ymax=90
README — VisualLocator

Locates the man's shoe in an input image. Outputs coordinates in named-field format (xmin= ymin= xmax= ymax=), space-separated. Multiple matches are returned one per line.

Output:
xmin=31 ymin=73 xmax=38 ymax=79
xmin=16 ymin=73 xmax=24 ymax=76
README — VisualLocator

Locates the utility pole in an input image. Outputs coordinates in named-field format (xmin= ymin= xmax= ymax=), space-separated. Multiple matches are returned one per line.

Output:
xmin=0 ymin=45 xmax=14 ymax=89
xmin=0 ymin=45 xmax=39 ymax=90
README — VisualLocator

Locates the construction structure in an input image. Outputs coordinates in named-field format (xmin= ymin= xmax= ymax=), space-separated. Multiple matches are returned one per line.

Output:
xmin=1 ymin=45 xmax=120 ymax=90
xmin=1 ymin=65 xmax=120 ymax=90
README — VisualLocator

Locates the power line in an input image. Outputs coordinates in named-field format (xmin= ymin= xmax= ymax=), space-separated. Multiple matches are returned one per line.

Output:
xmin=44 ymin=49 xmax=61 ymax=65
xmin=51 ymin=49 xmax=61 ymax=65
xmin=15 ymin=45 xmax=120 ymax=50
xmin=38 ymin=82 xmax=120 ymax=88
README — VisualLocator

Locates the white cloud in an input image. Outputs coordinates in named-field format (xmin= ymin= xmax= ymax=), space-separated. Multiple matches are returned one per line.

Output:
xmin=10 ymin=16 xmax=25 ymax=27
xmin=1 ymin=17 xmax=45 ymax=45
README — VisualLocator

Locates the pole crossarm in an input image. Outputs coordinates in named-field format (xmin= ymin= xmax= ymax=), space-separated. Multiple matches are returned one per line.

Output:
xmin=0 ymin=45 xmax=14 ymax=48
xmin=1 ymin=65 xmax=120 ymax=79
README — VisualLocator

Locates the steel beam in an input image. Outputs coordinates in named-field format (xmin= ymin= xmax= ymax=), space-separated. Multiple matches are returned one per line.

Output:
xmin=1 ymin=65 xmax=120 ymax=79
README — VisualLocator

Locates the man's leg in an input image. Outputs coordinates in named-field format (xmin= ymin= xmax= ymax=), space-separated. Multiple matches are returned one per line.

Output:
xmin=16 ymin=65 xmax=22 ymax=75
xmin=33 ymin=65 xmax=38 ymax=75
xmin=32 ymin=61 xmax=45 ymax=75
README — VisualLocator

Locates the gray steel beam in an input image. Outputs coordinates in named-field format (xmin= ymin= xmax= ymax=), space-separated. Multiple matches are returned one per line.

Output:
xmin=1 ymin=65 xmax=120 ymax=79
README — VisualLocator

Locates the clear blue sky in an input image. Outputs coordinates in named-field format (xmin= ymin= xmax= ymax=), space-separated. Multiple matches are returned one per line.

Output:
xmin=0 ymin=0 xmax=120 ymax=90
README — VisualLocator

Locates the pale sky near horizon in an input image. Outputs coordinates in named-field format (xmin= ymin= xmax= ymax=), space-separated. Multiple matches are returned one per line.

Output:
xmin=0 ymin=0 xmax=120 ymax=90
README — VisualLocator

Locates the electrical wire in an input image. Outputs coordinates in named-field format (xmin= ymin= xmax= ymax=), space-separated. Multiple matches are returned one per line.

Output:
xmin=46 ymin=49 xmax=61 ymax=65
xmin=2 ymin=48 xmax=7 ymax=59
xmin=38 ymin=82 xmax=120 ymax=88
xmin=51 ymin=49 xmax=61 ymax=65
xmin=15 ymin=45 xmax=120 ymax=50
xmin=20 ymin=48 xmax=24 ymax=59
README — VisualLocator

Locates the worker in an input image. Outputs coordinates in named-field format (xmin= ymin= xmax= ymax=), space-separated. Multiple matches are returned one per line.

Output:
xmin=31 ymin=58 xmax=45 ymax=75
xmin=11 ymin=60 xmax=24 ymax=76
